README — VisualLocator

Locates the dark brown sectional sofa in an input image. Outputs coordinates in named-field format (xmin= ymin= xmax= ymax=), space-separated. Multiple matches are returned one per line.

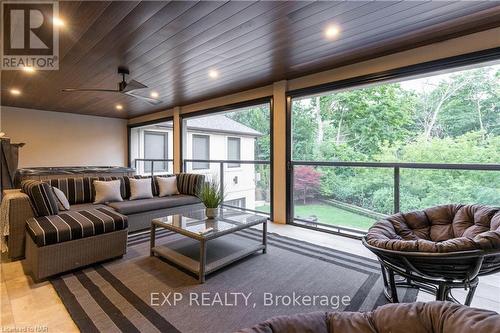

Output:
xmin=237 ymin=301 xmax=500 ymax=333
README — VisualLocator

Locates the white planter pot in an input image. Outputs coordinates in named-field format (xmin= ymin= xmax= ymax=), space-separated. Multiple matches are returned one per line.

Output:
xmin=205 ymin=207 xmax=219 ymax=219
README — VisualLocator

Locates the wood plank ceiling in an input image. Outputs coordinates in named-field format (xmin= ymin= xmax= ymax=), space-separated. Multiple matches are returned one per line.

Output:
xmin=2 ymin=1 xmax=500 ymax=119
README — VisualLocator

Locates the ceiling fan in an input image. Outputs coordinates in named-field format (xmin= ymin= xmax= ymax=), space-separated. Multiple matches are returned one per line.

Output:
xmin=62 ymin=66 xmax=161 ymax=105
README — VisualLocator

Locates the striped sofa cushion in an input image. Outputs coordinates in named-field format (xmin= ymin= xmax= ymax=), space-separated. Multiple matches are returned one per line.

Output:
xmin=21 ymin=180 xmax=59 ymax=217
xmin=26 ymin=208 xmax=128 ymax=247
xmin=46 ymin=177 xmax=126 ymax=204
xmin=45 ymin=177 xmax=93 ymax=204
xmin=176 ymin=173 xmax=205 ymax=196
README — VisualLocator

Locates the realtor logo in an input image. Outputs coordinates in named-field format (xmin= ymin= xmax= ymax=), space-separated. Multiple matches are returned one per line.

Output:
xmin=1 ymin=1 xmax=59 ymax=70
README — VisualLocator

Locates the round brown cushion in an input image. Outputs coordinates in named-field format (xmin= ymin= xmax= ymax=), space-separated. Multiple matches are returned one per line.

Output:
xmin=237 ymin=301 xmax=500 ymax=333
xmin=366 ymin=204 xmax=500 ymax=253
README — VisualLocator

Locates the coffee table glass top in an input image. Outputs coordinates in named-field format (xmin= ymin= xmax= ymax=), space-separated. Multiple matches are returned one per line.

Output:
xmin=152 ymin=208 xmax=267 ymax=237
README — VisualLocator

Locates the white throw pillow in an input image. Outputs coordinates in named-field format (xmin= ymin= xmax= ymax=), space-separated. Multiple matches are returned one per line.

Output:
xmin=129 ymin=178 xmax=153 ymax=200
xmin=93 ymin=180 xmax=123 ymax=204
xmin=157 ymin=176 xmax=179 ymax=197
xmin=52 ymin=186 xmax=70 ymax=210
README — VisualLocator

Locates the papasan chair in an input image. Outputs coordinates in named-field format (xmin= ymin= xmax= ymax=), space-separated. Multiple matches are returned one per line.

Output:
xmin=362 ymin=204 xmax=500 ymax=305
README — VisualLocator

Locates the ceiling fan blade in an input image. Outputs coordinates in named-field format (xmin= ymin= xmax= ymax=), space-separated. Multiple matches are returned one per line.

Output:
xmin=122 ymin=79 xmax=147 ymax=92
xmin=62 ymin=88 xmax=119 ymax=92
xmin=124 ymin=91 xmax=162 ymax=105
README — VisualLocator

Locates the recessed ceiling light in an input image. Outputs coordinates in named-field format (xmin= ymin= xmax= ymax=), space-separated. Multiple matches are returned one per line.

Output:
xmin=208 ymin=69 xmax=219 ymax=79
xmin=325 ymin=25 xmax=340 ymax=39
xmin=22 ymin=66 xmax=35 ymax=73
xmin=53 ymin=17 xmax=65 ymax=27
xmin=115 ymin=104 xmax=123 ymax=110
xmin=10 ymin=89 xmax=21 ymax=96
xmin=150 ymin=91 xmax=159 ymax=98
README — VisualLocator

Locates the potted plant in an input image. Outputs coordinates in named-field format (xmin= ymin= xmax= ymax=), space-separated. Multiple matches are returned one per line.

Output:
xmin=198 ymin=179 xmax=224 ymax=219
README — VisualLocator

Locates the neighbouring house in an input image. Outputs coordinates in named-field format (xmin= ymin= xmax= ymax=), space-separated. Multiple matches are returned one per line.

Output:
xmin=129 ymin=114 xmax=262 ymax=210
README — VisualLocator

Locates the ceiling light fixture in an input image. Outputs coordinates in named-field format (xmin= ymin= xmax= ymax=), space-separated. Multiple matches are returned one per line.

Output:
xmin=208 ymin=69 xmax=219 ymax=79
xmin=115 ymin=104 xmax=123 ymax=110
xmin=22 ymin=66 xmax=35 ymax=73
xmin=10 ymin=89 xmax=21 ymax=96
xmin=150 ymin=91 xmax=159 ymax=98
xmin=53 ymin=17 xmax=65 ymax=27
xmin=325 ymin=25 xmax=340 ymax=39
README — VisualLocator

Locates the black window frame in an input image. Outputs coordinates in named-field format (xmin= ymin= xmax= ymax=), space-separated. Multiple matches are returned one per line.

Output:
xmin=127 ymin=117 xmax=173 ymax=173
xmin=285 ymin=47 xmax=500 ymax=239
xmin=179 ymin=97 xmax=274 ymax=219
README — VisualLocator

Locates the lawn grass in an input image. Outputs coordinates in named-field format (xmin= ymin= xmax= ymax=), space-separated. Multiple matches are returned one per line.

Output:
xmin=255 ymin=203 xmax=375 ymax=231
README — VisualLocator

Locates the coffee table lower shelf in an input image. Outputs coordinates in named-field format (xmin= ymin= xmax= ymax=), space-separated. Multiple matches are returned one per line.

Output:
xmin=151 ymin=241 xmax=265 ymax=283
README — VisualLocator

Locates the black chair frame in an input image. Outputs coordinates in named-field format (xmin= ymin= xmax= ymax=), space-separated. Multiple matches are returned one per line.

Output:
xmin=362 ymin=237 xmax=500 ymax=305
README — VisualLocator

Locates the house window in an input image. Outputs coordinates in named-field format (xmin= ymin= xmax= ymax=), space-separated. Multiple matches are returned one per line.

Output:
xmin=227 ymin=137 xmax=241 ymax=168
xmin=192 ymin=134 xmax=210 ymax=170
xmin=144 ymin=131 xmax=168 ymax=173
xmin=225 ymin=197 xmax=246 ymax=209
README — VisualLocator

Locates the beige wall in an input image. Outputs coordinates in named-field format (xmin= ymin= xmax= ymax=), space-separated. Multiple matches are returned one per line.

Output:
xmin=0 ymin=106 xmax=128 ymax=168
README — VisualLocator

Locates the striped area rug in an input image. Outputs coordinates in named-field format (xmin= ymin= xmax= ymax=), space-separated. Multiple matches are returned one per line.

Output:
xmin=51 ymin=229 xmax=417 ymax=333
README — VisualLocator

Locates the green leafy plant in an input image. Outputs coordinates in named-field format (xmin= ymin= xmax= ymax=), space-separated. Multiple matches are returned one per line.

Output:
xmin=198 ymin=179 xmax=225 ymax=208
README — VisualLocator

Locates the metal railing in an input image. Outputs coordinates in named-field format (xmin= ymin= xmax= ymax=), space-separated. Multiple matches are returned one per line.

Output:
xmin=183 ymin=159 xmax=271 ymax=216
xmin=290 ymin=160 xmax=500 ymax=238
xmin=133 ymin=158 xmax=174 ymax=177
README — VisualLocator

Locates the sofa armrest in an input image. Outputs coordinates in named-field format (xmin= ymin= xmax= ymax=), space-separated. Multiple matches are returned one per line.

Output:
xmin=2 ymin=190 xmax=35 ymax=259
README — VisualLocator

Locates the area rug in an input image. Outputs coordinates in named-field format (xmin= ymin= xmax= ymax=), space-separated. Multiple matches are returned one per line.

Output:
xmin=51 ymin=228 xmax=417 ymax=333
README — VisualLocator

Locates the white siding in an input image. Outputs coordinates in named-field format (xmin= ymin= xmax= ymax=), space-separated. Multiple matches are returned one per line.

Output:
xmin=133 ymin=127 xmax=258 ymax=210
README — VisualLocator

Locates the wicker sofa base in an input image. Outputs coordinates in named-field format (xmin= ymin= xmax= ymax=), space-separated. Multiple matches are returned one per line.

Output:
xmin=23 ymin=229 xmax=128 ymax=282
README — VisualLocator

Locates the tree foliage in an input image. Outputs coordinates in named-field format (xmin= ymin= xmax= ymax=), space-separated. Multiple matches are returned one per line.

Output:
xmin=292 ymin=66 xmax=500 ymax=215
xmin=225 ymin=66 xmax=500 ymax=216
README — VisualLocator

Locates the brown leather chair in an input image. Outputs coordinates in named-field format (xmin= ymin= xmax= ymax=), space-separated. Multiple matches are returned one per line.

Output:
xmin=363 ymin=204 xmax=500 ymax=305
xmin=237 ymin=301 xmax=500 ymax=333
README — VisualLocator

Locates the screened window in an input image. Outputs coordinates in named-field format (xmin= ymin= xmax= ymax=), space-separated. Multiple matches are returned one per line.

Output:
xmin=227 ymin=137 xmax=241 ymax=168
xmin=181 ymin=101 xmax=272 ymax=215
xmin=289 ymin=62 xmax=500 ymax=236
xmin=192 ymin=134 xmax=210 ymax=170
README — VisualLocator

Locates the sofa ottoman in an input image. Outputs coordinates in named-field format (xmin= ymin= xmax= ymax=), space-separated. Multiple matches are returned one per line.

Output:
xmin=23 ymin=207 xmax=128 ymax=281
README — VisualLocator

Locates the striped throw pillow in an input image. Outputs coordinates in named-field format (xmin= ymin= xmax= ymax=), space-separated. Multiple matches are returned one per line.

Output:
xmin=45 ymin=177 xmax=93 ymax=204
xmin=176 ymin=173 xmax=205 ymax=196
xmin=21 ymin=180 xmax=59 ymax=217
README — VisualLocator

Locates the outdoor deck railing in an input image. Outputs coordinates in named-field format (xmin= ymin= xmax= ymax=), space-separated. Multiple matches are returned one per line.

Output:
xmin=183 ymin=159 xmax=271 ymax=216
xmin=133 ymin=158 xmax=271 ymax=216
xmin=133 ymin=158 xmax=499 ymax=238
xmin=134 ymin=158 xmax=174 ymax=177
xmin=289 ymin=160 xmax=500 ymax=238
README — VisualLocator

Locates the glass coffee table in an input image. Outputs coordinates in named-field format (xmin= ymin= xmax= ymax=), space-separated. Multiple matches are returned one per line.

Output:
xmin=150 ymin=208 xmax=267 ymax=283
